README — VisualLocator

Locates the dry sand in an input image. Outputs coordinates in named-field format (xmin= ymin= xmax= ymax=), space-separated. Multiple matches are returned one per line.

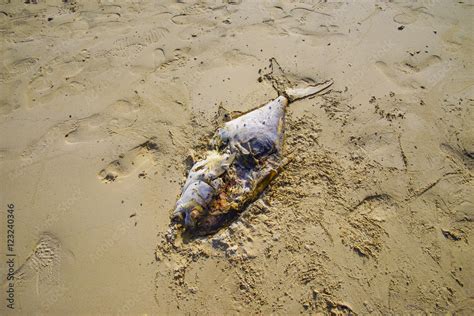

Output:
xmin=0 ymin=0 xmax=473 ymax=314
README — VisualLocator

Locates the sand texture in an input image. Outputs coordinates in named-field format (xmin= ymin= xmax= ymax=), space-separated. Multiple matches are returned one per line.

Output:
xmin=0 ymin=0 xmax=473 ymax=314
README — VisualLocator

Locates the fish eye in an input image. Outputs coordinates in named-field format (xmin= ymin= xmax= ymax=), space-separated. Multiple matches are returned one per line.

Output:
xmin=190 ymin=208 xmax=200 ymax=219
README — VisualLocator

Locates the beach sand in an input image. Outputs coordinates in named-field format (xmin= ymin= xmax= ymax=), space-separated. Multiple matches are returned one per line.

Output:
xmin=0 ymin=0 xmax=473 ymax=314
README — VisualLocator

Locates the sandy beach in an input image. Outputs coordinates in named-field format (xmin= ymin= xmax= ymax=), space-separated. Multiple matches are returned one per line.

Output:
xmin=0 ymin=0 xmax=473 ymax=314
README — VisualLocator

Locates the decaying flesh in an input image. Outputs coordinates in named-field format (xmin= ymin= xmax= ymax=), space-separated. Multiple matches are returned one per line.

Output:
xmin=173 ymin=81 xmax=333 ymax=235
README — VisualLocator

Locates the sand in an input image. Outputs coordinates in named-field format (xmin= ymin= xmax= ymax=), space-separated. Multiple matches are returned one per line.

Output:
xmin=0 ymin=0 xmax=473 ymax=314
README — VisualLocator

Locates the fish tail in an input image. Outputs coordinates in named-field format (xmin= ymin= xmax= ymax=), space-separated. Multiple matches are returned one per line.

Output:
xmin=284 ymin=80 xmax=334 ymax=102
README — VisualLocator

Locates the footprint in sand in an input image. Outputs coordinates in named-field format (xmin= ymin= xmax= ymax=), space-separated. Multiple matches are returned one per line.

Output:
xmin=64 ymin=113 xmax=107 ymax=144
xmin=129 ymin=47 xmax=167 ymax=74
xmin=64 ymin=99 xmax=140 ymax=144
xmin=397 ymin=55 xmax=442 ymax=74
xmin=98 ymin=138 xmax=160 ymax=183
xmin=393 ymin=6 xmax=433 ymax=25
xmin=0 ymin=233 xmax=74 ymax=312
xmin=12 ymin=233 xmax=72 ymax=288
xmin=0 ymin=98 xmax=20 ymax=116
xmin=0 ymin=57 xmax=39 ymax=83
xmin=17 ymin=98 xmax=141 ymax=165
xmin=104 ymin=27 xmax=168 ymax=69
xmin=375 ymin=54 xmax=443 ymax=90
xmin=78 ymin=10 xmax=121 ymax=27
xmin=26 ymin=51 xmax=90 ymax=107
xmin=282 ymin=7 xmax=342 ymax=39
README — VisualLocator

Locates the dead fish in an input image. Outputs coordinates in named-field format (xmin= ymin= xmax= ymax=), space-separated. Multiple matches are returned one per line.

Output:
xmin=173 ymin=79 xmax=332 ymax=236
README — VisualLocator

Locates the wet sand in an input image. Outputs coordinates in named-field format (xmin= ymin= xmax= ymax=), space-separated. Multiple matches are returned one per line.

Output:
xmin=0 ymin=0 xmax=473 ymax=314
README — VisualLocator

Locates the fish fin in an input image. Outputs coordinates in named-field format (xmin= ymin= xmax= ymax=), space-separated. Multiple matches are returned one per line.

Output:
xmin=284 ymin=80 xmax=334 ymax=102
xmin=215 ymin=104 xmax=234 ymax=123
xmin=263 ymin=58 xmax=293 ymax=94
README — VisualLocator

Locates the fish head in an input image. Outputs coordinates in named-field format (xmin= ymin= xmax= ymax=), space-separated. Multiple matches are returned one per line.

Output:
xmin=173 ymin=152 xmax=236 ymax=231
xmin=172 ymin=201 xmax=205 ymax=228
